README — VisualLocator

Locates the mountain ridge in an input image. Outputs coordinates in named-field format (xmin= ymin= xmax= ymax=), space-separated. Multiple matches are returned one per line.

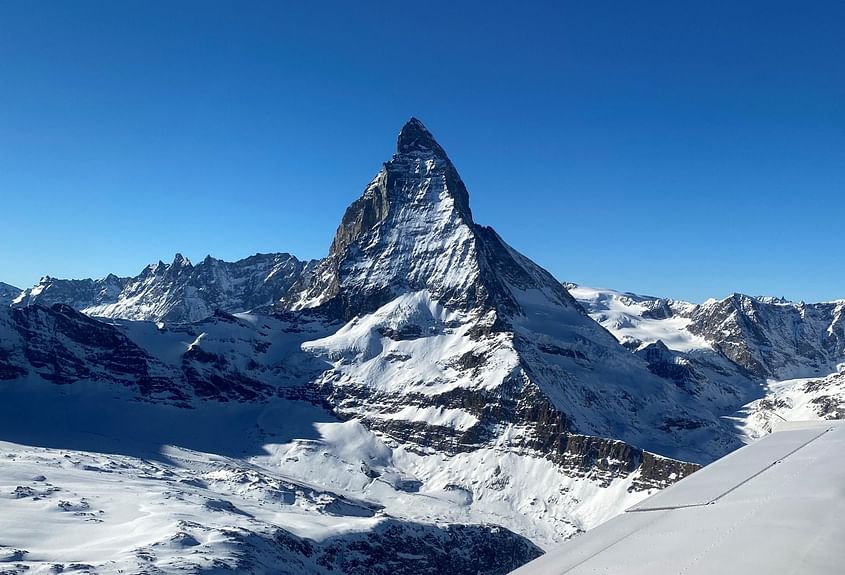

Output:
xmin=11 ymin=252 xmax=319 ymax=323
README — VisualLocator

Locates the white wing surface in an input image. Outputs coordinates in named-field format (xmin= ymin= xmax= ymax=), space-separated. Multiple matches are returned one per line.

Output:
xmin=512 ymin=420 xmax=845 ymax=575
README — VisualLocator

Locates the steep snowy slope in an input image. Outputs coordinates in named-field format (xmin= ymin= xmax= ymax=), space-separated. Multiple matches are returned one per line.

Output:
xmin=13 ymin=253 xmax=317 ymax=323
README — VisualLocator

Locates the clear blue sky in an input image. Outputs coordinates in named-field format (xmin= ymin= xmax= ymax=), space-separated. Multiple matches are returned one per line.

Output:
xmin=1 ymin=1 xmax=842 ymax=302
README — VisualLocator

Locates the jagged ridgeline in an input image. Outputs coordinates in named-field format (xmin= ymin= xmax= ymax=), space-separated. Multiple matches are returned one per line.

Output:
xmin=2 ymin=119 xmax=842 ymax=574
xmin=12 ymin=253 xmax=319 ymax=323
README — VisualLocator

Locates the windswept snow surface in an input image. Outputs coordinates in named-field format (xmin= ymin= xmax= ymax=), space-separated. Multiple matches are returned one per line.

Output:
xmin=567 ymin=285 xmax=706 ymax=352
xmin=0 ymin=378 xmax=651 ymax=574
xmin=734 ymin=370 xmax=845 ymax=441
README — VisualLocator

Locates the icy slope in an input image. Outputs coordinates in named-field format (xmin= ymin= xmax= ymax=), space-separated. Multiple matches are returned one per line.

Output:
xmin=13 ymin=252 xmax=317 ymax=323
xmin=687 ymin=294 xmax=845 ymax=379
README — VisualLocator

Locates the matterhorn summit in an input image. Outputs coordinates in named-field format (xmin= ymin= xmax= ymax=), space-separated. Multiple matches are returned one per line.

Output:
xmin=290 ymin=118 xmax=584 ymax=321
xmin=288 ymin=118 xmax=737 ymax=463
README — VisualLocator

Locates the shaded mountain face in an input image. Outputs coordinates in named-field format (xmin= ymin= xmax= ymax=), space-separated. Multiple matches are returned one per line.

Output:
xmin=12 ymin=253 xmax=318 ymax=323
xmin=0 ymin=282 xmax=21 ymax=306
xmin=0 ymin=303 xmax=332 ymax=401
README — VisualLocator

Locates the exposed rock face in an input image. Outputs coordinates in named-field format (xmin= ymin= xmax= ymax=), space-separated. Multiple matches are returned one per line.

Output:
xmin=12 ymin=253 xmax=318 ymax=323
xmin=635 ymin=340 xmax=701 ymax=389
xmin=686 ymin=294 xmax=845 ymax=379
xmin=805 ymin=372 xmax=845 ymax=420
xmin=1 ymin=304 xmax=168 ymax=391
xmin=316 ymin=369 xmax=697 ymax=491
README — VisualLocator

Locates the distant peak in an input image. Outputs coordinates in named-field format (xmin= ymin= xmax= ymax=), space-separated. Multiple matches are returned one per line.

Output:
xmin=172 ymin=253 xmax=191 ymax=267
xmin=397 ymin=117 xmax=446 ymax=156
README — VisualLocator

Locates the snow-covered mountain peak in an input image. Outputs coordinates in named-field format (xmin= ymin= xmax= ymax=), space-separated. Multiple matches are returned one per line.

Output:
xmin=287 ymin=119 xmax=481 ymax=316
xmin=288 ymin=119 xmax=591 ymax=324
xmin=571 ymin=284 xmax=845 ymax=390
xmin=391 ymin=117 xmax=472 ymax=221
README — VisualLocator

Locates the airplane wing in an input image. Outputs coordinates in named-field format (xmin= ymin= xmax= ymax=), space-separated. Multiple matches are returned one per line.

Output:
xmin=511 ymin=420 xmax=845 ymax=575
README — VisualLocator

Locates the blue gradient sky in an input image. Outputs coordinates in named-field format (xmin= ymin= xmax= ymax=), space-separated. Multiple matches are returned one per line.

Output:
xmin=1 ymin=1 xmax=842 ymax=302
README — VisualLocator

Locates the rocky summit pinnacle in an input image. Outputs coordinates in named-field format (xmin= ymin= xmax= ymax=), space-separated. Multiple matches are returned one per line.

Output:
xmin=396 ymin=117 xmax=447 ymax=156
xmin=287 ymin=117 xmax=587 ymax=322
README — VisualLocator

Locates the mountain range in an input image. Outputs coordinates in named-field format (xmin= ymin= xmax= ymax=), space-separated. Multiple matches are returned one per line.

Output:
xmin=1 ymin=119 xmax=842 ymax=575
